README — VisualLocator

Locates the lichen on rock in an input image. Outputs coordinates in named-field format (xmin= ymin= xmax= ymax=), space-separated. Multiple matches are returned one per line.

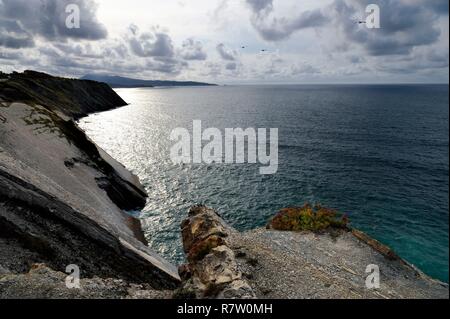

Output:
xmin=177 ymin=206 xmax=256 ymax=299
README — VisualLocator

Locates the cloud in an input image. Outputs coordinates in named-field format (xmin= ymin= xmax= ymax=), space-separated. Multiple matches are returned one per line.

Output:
xmin=125 ymin=24 xmax=189 ymax=74
xmin=147 ymin=56 xmax=188 ymax=75
xmin=127 ymin=25 xmax=174 ymax=58
xmin=331 ymin=0 xmax=446 ymax=56
xmin=180 ymin=38 xmax=207 ymax=60
xmin=0 ymin=0 xmax=107 ymax=47
xmin=245 ymin=0 xmax=328 ymax=41
xmin=348 ymin=55 xmax=365 ymax=64
xmin=246 ymin=0 xmax=273 ymax=14
xmin=225 ymin=62 xmax=237 ymax=70
xmin=291 ymin=63 xmax=321 ymax=75
xmin=0 ymin=50 xmax=24 ymax=60
xmin=0 ymin=0 xmax=447 ymax=83
xmin=52 ymin=43 xmax=103 ymax=59
xmin=428 ymin=0 xmax=449 ymax=14
xmin=202 ymin=62 xmax=222 ymax=78
xmin=123 ymin=24 xmax=193 ymax=75
xmin=0 ymin=19 xmax=35 ymax=48
xmin=375 ymin=47 xmax=449 ymax=75
xmin=216 ymin=43 xmax=237 ymax=61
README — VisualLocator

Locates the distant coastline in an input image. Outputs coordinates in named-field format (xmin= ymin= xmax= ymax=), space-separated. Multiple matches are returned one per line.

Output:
xmin=81 ymin=74 xmax=217 ymax=88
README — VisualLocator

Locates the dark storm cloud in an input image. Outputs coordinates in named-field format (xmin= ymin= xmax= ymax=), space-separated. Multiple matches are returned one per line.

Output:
xmin=128 ymin=25 xmax=175 ymax=58
xmin=245 ymin=0 xmax=447 ymax=60
xmin=216 ymin=43 xmax=237 ymax=61
xmin=428 ymin=0 xmax=449 ymax=14
xmin=125 ymin=25 xmax=189 ymax=75
xmin=52 ymin=41 xmax=129 ymax=60
xmin=427 ymin=50 xmax=449 ymax=66
xmin=246 ymin=0 xmax=273 ymax=13
xmin=0 ymin=50 xmax=23 ymax=60
xmin=245 ymin=0 xmax=327 ymax=41
xmin=180 ymin=38 xmax=207 ymax=61
xmin=0 ymin=0 xmax=107 ymax=48
xmin=52 ymin=43 xmax=101 ymax=59
xmin=0 ymin=20 xmax=35 ymax=48
xmin=331 ymin=0 xmax=446 ymax=56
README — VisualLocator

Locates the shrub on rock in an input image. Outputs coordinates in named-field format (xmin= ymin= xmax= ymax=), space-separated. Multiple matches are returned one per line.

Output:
xmin=267 ymin=203 xmax=349 ymax=232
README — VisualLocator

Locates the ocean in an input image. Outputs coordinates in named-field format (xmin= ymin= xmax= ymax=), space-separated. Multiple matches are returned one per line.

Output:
xmin=78 ymin=84 xmax=449 ymax=283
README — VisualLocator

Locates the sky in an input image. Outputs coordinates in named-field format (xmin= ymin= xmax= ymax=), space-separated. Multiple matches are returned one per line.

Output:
xmin=0 ymin=0 xmax=449 ymax=84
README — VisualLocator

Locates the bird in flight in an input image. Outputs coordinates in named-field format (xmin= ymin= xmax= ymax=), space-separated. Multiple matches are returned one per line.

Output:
xmin=350 ymin=17 xmax=366 ymax=25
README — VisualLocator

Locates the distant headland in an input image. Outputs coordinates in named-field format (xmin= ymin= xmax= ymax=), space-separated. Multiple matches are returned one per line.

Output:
xmin=81 ymin=74 xmax=217 ymax=88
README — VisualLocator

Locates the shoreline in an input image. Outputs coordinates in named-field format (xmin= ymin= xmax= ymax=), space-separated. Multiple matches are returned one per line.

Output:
xmin=0 ymin=71 xmax=448 ymax=299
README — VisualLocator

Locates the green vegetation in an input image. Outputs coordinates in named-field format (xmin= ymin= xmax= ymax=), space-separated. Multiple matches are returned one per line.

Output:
xmin=268 ymin=204 xmax=349 ymax=233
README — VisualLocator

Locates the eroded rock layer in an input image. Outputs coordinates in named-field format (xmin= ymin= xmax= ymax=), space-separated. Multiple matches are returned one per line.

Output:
xmin=0 ymin=71 xmax=180 ymax=294
xmin=177 ymin=206 xmax=256 ymax=299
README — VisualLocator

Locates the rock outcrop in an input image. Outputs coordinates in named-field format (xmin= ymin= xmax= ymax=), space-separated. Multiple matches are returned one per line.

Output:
xmin=176 ymin=206 xmax=255 ymax=299
xmin=179 ymin=206 xmax=449 ymax=299
xmin=0 ymin=71 xmax=180 ymax=297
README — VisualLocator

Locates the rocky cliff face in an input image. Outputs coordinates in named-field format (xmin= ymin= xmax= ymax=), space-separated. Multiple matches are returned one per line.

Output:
xmin=0 ymin=71 xmax=180 ymax=297
xmin=0 ymin=71 xmax=128 ymax=119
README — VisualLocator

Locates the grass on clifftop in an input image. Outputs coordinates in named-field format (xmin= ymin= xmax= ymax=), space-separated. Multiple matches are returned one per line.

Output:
xmin=268 ymin=204 xmax=349 ymax=233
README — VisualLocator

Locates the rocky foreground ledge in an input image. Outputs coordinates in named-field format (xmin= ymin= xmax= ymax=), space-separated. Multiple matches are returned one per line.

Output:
xmin=177 ymin=206 xmax=449 ymax=299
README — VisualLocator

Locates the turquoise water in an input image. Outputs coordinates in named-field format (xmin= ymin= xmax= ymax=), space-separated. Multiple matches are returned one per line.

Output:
xmin=79 ymin=85 xmax=449 ymax=283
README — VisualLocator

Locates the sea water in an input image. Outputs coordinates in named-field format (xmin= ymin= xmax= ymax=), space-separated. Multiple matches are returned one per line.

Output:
xmin=78 ymin=84 xmax=449 ymax=282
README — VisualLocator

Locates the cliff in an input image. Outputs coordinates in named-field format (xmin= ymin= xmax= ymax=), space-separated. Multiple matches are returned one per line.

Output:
xmin=0 ymin=71 xmax=128 ymax=119
xmin=0 ymin=71 xmax=180 ymax=298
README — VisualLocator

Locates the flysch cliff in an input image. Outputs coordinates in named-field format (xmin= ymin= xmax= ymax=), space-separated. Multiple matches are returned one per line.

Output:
xmin=0 ymin=71 xmax=180 ymax=298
